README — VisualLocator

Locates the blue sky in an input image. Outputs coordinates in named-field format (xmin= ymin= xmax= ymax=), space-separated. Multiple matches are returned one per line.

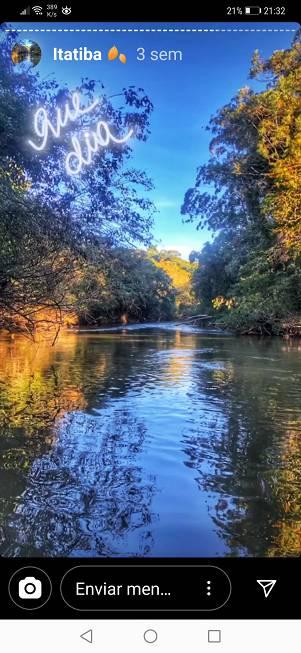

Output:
xmin=9 ymin=21 xmax=298 ymax=258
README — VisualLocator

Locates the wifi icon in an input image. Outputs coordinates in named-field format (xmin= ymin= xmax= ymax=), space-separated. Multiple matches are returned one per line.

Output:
xmin=32 ymin=5 xmax=43 ymax=14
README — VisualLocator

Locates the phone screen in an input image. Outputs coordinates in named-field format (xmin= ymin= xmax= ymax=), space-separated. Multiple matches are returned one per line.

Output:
xmin=0 ymin=2 xmax=300 ymax=650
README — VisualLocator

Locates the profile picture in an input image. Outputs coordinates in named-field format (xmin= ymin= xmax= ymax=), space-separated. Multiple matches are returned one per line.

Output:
xmin=11 ymin=40 xmax=42 ymax=66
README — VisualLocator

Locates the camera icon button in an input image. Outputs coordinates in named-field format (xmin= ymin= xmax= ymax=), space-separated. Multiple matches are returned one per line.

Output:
xmin=8 ymin=567 xmax=52 ymax=610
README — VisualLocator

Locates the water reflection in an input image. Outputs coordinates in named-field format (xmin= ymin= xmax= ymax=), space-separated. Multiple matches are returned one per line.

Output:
xmin=3 ymin=410 xmax=156 ymax=557
xmin=0 ymin=327 xmax=300 ymax=557
xmin=182 ymin=337 xmax=301 ymax=556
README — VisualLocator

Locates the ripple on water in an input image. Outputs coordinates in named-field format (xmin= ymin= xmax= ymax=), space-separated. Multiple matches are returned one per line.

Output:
xmin=0 ymin=328 xmax=300 ymax=557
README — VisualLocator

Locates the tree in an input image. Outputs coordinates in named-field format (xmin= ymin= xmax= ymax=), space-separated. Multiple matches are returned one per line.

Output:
xmin=148 ymin=248 xmax=197 ymax=313
xmin=73 ymin=248 xmax=176 ymax=324
xmin=250 ymin=39 xmax=301 ymax=254
xmin=189 ymin=235 xmax=241 ymax=312
xmin=182 ymin=34 xmax=301 ymax=332
xmin=0 ymin=27 xmax=158 ymax=332
xmin=0 ymin=176 xmax=77 ymax=334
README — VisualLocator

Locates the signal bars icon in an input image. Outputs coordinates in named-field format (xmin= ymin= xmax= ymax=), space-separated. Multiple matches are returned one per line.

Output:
xmin=20 ymin=5 xmax=43 ymax=14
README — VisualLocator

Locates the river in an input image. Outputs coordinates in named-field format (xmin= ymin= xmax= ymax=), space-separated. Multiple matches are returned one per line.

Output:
xmin=0 ymin=323 xmax=300 ymax=557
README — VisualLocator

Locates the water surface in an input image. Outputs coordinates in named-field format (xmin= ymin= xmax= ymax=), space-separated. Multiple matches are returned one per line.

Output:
xmin=0 ymin=324 xmax=300 ymax=557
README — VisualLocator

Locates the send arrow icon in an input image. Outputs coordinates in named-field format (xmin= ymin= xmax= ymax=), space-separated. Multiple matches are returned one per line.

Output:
xmin=80 ymin=629 xmax=93 ymax=644
xmin=257 ymin=580 xmax=277 ymax=598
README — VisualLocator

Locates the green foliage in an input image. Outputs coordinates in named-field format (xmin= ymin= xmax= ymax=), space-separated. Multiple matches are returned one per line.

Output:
xmin=0 ymin=174 xmax=78 ymax=333
xmin=0 ymin=28 xmax=168 ymax=332
xmin=182 ymin=34 xmax=301 ymax=333
xmin=221 ymin=250 xmax=301 ymax=334
xmin=148 ymin=248 xmax=196 ymax=313
xmin=73 ymin=248 xmax=176 ymax=324
xmin=190 ymin=233 xmax=243 ymax=312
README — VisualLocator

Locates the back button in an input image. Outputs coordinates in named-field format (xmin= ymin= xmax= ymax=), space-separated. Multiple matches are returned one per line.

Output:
xmin=80 ymin=629 xmax=93 ymax=644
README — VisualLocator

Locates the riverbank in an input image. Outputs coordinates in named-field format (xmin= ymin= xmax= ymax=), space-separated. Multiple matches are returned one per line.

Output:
xmin=212 ymin=314 xmax=301 ymax=338
xmin=2 ymin=313 xmax=301 ymax=339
